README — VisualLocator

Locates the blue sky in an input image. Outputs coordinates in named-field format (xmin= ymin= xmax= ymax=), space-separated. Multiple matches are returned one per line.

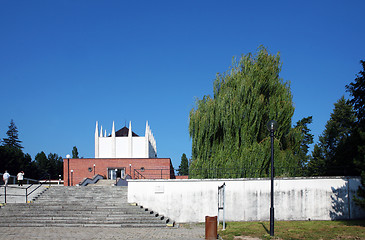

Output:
xmin=0 ymin=0 xmax=364 ymax=170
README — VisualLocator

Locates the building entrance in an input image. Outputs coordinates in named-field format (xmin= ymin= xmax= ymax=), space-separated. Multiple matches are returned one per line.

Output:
xmin=107 ymin=168 xmax=125 ymax=180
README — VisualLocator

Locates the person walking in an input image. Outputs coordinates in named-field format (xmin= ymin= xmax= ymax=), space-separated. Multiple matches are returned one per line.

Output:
xmin=17 ymin=171 xmax=24 ymax=186
xmin=3 ymin=170 xmax=10 ymax=186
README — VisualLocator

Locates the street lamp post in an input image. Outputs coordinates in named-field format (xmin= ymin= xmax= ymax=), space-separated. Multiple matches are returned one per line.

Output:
xmin=70 ymin=169 xmax=74 ymax=186
xmin=115 ymin=169 xmax=118 ymax=186
xmin=129 ymin=164 xmax=132 ymax=177
xmin=93 ymin=164 xmax=96 ymax=175
xmin=66 ymin=154 xmax=71 ymax=186
xmin=267 ymin=120 xmax=278 ymax=237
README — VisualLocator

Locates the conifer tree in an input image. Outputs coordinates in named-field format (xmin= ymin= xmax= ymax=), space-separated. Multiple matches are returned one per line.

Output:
xmin=308 ymin=97 xmax=358 ymax=176
xmin=347 ymin=60 xmax=365 ymax=209
xmin=293 ymin=116 xmax=314 ymax=167
xmin=2 ymin=119 xmax=23 ymax=149
xmin=177 ymin=153 xmax=189 ymax=176
xmin=72 ymin=146 xmax=79 ymax=159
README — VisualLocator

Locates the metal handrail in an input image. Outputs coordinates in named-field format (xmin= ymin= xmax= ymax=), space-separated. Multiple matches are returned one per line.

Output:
xmin=133 ymin=168 xmax=172 ymax=179
xmin=134 ymin=169 xmax=146 ymax=179
xmin=0 ymin=177 xmax=51 ymax=203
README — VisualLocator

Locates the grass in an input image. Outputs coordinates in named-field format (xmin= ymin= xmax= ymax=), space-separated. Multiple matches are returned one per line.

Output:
xmin=218 ymin=220 xmax=365 ymax=240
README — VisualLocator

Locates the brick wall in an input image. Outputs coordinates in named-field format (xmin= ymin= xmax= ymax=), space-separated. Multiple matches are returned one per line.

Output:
xmin=63 ymin=158 xmax=174 ymax=186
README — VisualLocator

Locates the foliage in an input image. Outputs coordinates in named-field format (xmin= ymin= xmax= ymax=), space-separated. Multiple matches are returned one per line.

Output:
xmin=35 ymin=151 xmax=63 ymax=179
xmin=0 ymin=120 xmax=63 ymax=180
xmin=293 ymin=116 xmax=314 ymax=167
xmin=308 ymin=97 xmax=358 ymax=176
xmin=189 ymin=46 xmax=304 ymax=178
xmin=0 ymin=145 xmax=38 ymax=179
xmin=46 ymin=153 xmax=63 ymax=179
xmin=177 ymin=153 xmax=189 ymax=176
xmin=346 ymin=60 xmax=365 ymax=209
xmin=346 ymin=60 xmax=365 ymax=124
xmin=218 ymin=220 xmax=365 ymax=240
xmin=353 ymin=171 xmax=365 ymax=209
xmin=1 ymin=119 xmax=23 ymax=149
xmin=72 ymin=146 xmax=79 ymax=158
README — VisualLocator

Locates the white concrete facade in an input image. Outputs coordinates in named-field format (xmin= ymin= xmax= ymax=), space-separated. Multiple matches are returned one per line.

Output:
xmin=95 ymin=121 xmax=157 ymax=158
xmin=128 ymin=177 xmax=365 ymax=223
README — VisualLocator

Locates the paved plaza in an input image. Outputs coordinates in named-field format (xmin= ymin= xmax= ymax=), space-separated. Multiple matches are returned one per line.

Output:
xmin=0 ymin=224 xmax=205 ymax=240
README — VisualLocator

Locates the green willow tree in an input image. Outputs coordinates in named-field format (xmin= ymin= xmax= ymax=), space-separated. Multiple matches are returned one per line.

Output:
xmin=189 ymin=47 xmax=304 ymax=178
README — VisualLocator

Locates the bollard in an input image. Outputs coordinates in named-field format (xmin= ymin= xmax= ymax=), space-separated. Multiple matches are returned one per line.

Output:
xmin=205 ymin=216 xmax=217 ymax=240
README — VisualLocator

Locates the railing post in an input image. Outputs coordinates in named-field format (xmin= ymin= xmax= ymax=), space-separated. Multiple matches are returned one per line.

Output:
xmin=218 ymin=182 xmax=226 ymax=230
xmin=217 ymin=185 xmax=220 ymax=228
xmin=26 ymin=188 xmax=28 ymax=203
xmin=4 ymin=187 xmax=6 ymax=204
xmin=223 ymin=183 xmax=225 ymax=230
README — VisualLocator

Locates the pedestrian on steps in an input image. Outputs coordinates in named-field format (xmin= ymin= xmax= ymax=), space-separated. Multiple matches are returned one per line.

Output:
xmin=17 ymin=171 xmax=24 ymax=186
xmin=3 ymin=170 xmax=10 ymax=186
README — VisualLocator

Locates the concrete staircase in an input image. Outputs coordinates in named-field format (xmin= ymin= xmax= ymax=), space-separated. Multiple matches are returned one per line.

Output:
xmin=0 ymin=186 xmax=170 ymax=227
xmin=93 ymin=179 xmax=115 ymax=186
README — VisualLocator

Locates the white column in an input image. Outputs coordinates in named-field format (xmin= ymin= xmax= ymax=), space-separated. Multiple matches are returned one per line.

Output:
xmin=145 ymin=121 xmax=149 ymax=158
xmin=112 ymin=121 xmax=116 ymax=158
xmin=128 ymin=121 xmax=133 ymax=158
xmin=95 ymin=121 xmax=99 ymax=158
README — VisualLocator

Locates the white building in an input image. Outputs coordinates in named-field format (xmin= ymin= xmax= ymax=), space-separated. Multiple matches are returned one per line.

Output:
xmin=95 ymin=121 xmax=157 ymax=158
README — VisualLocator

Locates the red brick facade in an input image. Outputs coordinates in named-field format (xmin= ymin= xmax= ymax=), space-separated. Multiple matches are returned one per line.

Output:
xmin=63 ymin=158 xmax=175 ymax=186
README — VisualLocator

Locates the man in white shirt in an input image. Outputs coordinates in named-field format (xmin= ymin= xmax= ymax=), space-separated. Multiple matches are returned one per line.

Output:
xmin=3 ymin=171 xmax=10 ymax=186
xmin=17 ymin=171 xmax=24 ymax=186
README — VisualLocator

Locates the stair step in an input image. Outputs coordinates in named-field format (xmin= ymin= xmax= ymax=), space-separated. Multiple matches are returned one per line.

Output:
xmin=0 ymin=223 xmax=167 ymax=228
xmin=0 ymin=186 xmax=169 ymax=228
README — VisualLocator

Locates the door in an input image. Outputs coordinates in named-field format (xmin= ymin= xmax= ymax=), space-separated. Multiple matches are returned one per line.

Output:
xmin=108 ymin=168 xmax=126 ymax=180
xmin=108 ymin=168 xmax=117 ymax=180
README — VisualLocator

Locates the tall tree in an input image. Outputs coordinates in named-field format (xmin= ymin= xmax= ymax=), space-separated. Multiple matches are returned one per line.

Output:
xmin=72 ymin=146 xmax=79 ymax=159
xmin=307 ymin=143 xmax=326 ymax=176
xmin=308 ymin=97 xmax=358 ymax=176
xmin=346 ymin=59 xmax=365 ymax=171
xmin=34 ymin=151 xmax=63 ymax=179
xmin=177 ymin=153 xmax=189 ymax=176
xmin=346 ymin=60 xmax=365 ymax=209
xmin=47 ymin=153 xmax=63 ymax=179
xmin=189 ymin=46 xmax=302 ymax=178
xmin=2 ymin=119 xmax=23 ymax=149
xmin=35 ymin=151 xmax=49 ymax=178
xmin=346 ymin=60 xmax=365 ymax=125
xmin=293 ymin=116 xmax=314 ymax=167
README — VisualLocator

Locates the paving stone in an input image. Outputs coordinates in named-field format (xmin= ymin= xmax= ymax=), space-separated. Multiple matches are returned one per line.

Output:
xmin=0 ymin=225 xmax=205 ymax=240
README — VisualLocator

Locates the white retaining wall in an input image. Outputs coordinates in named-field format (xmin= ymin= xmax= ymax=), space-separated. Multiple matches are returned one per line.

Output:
xmin=127 ymin=177 xmax=365 ymax=223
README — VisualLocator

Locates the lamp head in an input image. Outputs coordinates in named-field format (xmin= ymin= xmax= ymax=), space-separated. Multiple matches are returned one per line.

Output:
xmin=267 ymin=120 xmax=278 ymax=132
xmin=66 ymin=154 xmax=71 ymax=159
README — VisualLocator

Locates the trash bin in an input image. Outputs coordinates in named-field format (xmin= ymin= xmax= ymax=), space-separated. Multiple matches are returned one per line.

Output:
xmin=205 ymin=216 xmax=217 ymax=240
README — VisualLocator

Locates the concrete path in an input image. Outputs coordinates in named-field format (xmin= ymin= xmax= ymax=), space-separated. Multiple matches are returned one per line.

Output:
xmin=0 ymin=224 xmax=205 ymax=240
